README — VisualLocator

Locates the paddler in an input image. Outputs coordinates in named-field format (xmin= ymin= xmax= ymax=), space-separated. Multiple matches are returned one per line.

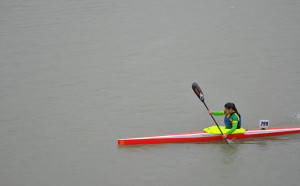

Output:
xmin=208 ymin=102 xmax=241 ymax=138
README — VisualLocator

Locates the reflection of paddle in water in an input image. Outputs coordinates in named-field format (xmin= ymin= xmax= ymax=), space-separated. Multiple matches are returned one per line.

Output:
xmin=221 ymin=144 xmax=239 ymax=165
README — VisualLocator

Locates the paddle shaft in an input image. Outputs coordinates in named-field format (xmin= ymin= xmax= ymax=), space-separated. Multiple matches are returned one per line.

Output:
xmin=202 ymin=102 xmax=223 ymax=134
xmin=192 ymin=82 xmax=229 ymax=144
xmin=202 ymin=101 xmax=229 ymax=144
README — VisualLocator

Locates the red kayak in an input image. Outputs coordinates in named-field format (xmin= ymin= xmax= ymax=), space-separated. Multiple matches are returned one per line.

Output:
xmin=118 ymin=127 xmax=300 ymax=145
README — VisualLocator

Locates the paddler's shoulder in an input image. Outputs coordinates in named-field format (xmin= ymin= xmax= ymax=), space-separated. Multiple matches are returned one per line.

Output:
xmin=231 ymin=112 xmax=240 ymax=120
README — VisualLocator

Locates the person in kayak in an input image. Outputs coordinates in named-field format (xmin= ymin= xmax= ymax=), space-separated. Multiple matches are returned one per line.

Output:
xmin=208 ymin=102 xmax=241 ymax=138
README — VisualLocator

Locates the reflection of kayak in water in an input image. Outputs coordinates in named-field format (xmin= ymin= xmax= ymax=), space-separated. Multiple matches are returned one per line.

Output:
xmin=118 ymin=126 xmax=300 ymax=145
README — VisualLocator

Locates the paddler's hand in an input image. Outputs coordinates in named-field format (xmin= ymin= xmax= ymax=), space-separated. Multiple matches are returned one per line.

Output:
xmin=222 ymin=133 xmax=228 ymax=138
xmin=208 ymin=110 xmax=213 ymax=115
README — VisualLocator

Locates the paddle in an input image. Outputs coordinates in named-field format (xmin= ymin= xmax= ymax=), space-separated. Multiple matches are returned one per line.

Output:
xmin=192 ymin=82 xmax=229 ymax=144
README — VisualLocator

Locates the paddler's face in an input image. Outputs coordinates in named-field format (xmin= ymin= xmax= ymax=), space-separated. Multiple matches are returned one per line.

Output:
xmin=225 ymin=107 xmax=233 ymax=114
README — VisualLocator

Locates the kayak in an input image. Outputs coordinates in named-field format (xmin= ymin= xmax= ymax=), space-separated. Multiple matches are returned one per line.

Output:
xmin=118 ymin=127 xmax=300 ymax=145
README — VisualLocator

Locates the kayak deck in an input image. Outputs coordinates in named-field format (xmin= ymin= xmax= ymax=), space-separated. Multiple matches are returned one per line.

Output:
xmin=118 ymin=127 xmax=300 ymax=145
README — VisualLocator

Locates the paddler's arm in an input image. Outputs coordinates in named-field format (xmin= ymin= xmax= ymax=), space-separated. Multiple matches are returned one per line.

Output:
xmin=226 ymin=122 xmax=237 ymax=135
xmin=208 ymin=110 xmax=225 ymax=116
xmin=226 ymin=114 xmax=239 ymax=135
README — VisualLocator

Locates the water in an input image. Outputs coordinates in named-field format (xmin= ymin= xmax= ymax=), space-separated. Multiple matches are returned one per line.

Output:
xmin=1 ymin=0 xmax=300 ymax=185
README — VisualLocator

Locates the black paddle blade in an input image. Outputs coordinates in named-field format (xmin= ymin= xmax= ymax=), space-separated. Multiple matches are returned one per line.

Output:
xmin=192 ymin=82 xmax=204 ymax=102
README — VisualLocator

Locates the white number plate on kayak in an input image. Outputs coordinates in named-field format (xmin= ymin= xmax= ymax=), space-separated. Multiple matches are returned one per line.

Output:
xmin=259 ymin=120 xmax=269 ymax=129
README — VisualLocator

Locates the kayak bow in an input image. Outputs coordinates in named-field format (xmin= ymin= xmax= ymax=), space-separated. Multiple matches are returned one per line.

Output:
xmin=118 ymin=127 xmax=300 ymax=145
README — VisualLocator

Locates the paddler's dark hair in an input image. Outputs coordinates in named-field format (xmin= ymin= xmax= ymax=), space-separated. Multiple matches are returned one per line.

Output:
xmin=224 ymin=102 xmax=240 ymax=116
